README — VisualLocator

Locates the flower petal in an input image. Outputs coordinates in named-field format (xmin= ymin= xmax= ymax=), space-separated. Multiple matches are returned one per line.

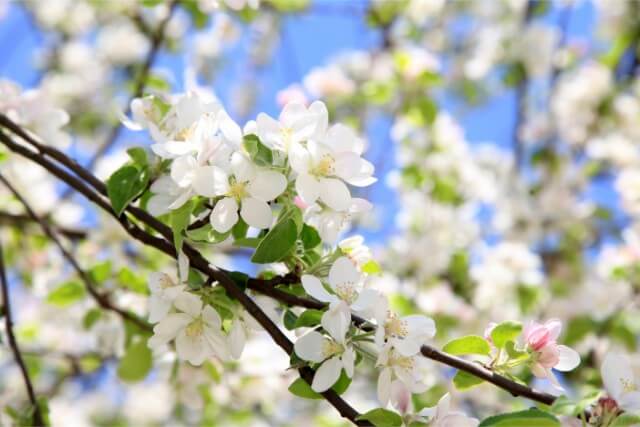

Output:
xmin=301 ymin=274 xmax=336 ymax=304
xmin=555 ymin=345 xmax=580 ymax=371
xmin=248 ymin=170 xmax=287 ymax=201
xmin=210 ymin=197 xmax=239 ymax=233
xmin=328 ymin=257 xmax=360 ymax=289
xmin=294 ymin=330 xmax=325 ymax=363
xmin=321 ymin=304 xmax=350 ymax=344
xmin=377 ymin=367 xmax=392 ymax=407
xmin=240 ymin=197 xmax=273 ymax=229
xmin=192 ymin=165 xmax=229 ymax=197
xmin=602 ymin=353 xmax=634 ymax=401
xmin=295 ymin=173 xmax=321 ymax=206
xmin=312 ymin=356 xmax=343 ymax=392
xmin=174 ymin=292 xmax=203 ymax=317
xmin=319 ymin=178 xmax=352 ymax=211
xmin=228 ymin=319 xmax=246 ymax=360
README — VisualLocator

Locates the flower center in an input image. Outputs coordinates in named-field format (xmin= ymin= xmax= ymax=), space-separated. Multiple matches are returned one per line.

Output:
xmin=311 ymin=154 xmax=335 ymax=177
xmin=385 ymin=313 xmax=408 ymax=338
xmin=185 ymin=317 xmax=205 ymax=338
xmin=174 ymin=123 xmax=195 ymax=142
xmin=335 ymin=282 xmax=357 ymax=304
xmin=321 ymin=339 xmax=344 ymax=358
xmin=159 ymin=274 xmax=174 ymax=289
xmin=228 ymin=181 xmax=248 ymax=201
xmin=620 ymin=378 xmax=637 ymax=393
xmin=390 ymin=353 xmax=414 ymax=370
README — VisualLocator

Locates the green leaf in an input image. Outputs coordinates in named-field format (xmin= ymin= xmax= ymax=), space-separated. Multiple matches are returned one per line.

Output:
xmin=442 ymin=335 xmax=491 ymax=356
xmin=504 ymin=341 xmax=529 ymax=363
xmin=117 ymin=267 xmax=147 ymax=294
xmin=452 ymin=370 xmax=484 ymax=390
xmin=611 ymin=414 xmax=640 ymax=426
xmin=356 ymin=408 xmax=403 ymax=427
xmin=82 ymin=309 xmax=102 ymax=330
xmin=294 ymin=309 xmax=324 ymax=328
xmin=88 ymin=260 xmax=112 ymax=283
xmin=300 ymin=224 xmax=321 ymax=249
xmin=117 ymin=338 xmax=152 ymax=383
xmin=243 ymin=134 xmax=273 ymax=167
xmin=288 ymin=377 xmax=322 ymax=399
xmin=107 ymin=165 xmax=149 ymax=216
xmin=283 ymin=310 xmax=298 ymax=330
xmin=490 ymin=321 xmax=522 ymax=349
xmin=251 ymin=219 xmax=298 ymax=263
xmin=479 ymin=409 xmax=560 ymax=427
xmin=126 ymin=147 xmax=148 ymax=167
xmin=170 ymin=200 xmax=194 ymax=248
xmin=362 ymin=260 xmax=382 ymax=275
xmin=232 ymin=218 xmax=249 ymax=239
xmin=278 ymin=204 xmax=303 ymax=233
xmin=46 ymin=281 xmax=86 ymax=307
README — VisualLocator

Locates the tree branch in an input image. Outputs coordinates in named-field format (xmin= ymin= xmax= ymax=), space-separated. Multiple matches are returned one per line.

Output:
xmin=0 ymin=173 xmax=151 ymax=331
xmin=0 ymin=120 xmax=369 ymax=426
xmin=0 ymin=211 xmax=86 ymax=239
xmin=0 ymin=238 xmax=44 ymax=426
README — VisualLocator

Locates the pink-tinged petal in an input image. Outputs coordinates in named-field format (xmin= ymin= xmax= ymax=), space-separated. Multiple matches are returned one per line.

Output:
xmin=328 ymin=256 xmax=361 ymax=289
xmin=301 ymin=274 xmax=336 ymax=304
xmin=545 ymin=319 xmax=563 ymax=341
xmin=619 ymin=391 xmax=640 ymax=413
xmin=294 ymin=330 xmax=325 ymax=363
xmin=531 ymin=362 xmax=547 ymax=379
xmin=295 ymin=173 xmax=321 ymax=206
xmin=555 ymin=345 xmax=580 ymax=371
xmin=319 ymin=177 xmax=352 ymax=211
xmin=209 ymin=197 xmax=238 ymax=233
xmin=312 ymin=356 xmax=343 ymax=392
xmin=240 ymin=197 xmax=273 ymax=230
xmin=377 ymin=367 xmax=392 ymax=407
xmin=537 ymin=343 xmax=560 ymax=369
xmin=390 ymin=380 xmax=412 ymax=415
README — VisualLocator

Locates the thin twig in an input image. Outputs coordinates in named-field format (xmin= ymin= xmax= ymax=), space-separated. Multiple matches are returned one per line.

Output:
xmin=0 ymin=173 xmax=150 ymax=331
xmin=0 ymin=238 xmax=44 ymax=426
xmin=0 ymin=211 xmax=86 ymax=239
xmin=0 ymin=122 xmax=369 ymax=426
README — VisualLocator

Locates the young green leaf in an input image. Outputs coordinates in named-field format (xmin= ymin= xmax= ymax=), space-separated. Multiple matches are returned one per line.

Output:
xmin=479 ymin=409 xmax=560 ymax=427
xmin=452 ymin=370 xmax=484 ymax=390
xmin=356 ymin=408 xmax=403 ymax=427
xmin=117 ymin=338 xmax=153 ymax=383
xmin=251 ymin=218 xmax=298 ymax=263
xmin=107 ymin=165 xmax=149 ymax=216
xmin=46 ymin=281 xmax=86 ymax=307
xmin=490 ymin=321 xmax=522 ymax=349
xmin=294 ymin=309 xmax=324 ymax=328
xmin=442 ymin=335 xmax=491 ymax=356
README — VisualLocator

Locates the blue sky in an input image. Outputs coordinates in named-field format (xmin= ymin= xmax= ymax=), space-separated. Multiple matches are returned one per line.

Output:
xmin=0 ymin=1 xmax=601 ymax=245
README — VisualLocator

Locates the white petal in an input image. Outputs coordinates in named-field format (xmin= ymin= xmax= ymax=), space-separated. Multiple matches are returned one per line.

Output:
xmin=170 ymin=155 xmax=197 ymax=188
xmin=342 ymin=347 xmax=355 ymax=378
xmin=228 ymin=319 xmax=246 ymax=360
xmin=210 ymin=197 xmax=239 ymax=233
xmin=333 ymin=153 xmax=376 ymax=187
xmin=294 ymin=330 xmax=325 ymax=363
xmin=192 ymin=165 xmax=229 ymax=197
xmin=174 ymin=292 xmax=203 ymax=317
xmin=152 ymin=313 xmax=191 ymax=343
xmin=312 ymin=356 xmax=343 ymax=392
xmin=147 ymin=194 xmax=176 ymax=217
xmin=256 ymin=113 xmax=283 ymax=150
xmin=149 ymin=295 xmax=171 ymax=323
xmin=301 ymin=275 xmax=336 ymax=304
xmin=202 ymin=305 xmax=222 ymax=329
xmin=289 ymin=141 xmax=311 ymax=174
xmin=176 ymin=330 xmax=208 ymax=365
xmin=240 ymin=197 xmax=273 ymax=229
xmin=308 ymin=100 xmax=328 ymax=139
xmin=321 ymin=304 xmax=350 ymax=344
xmin=319 ymin=178 xmax=352 ymax=211
xmin=217 ymin=110 xmax=242 ymax=146
xmin=351 ymin=288 xmax=380 ymax=313
xmin=295 ymin=173 xmax=321 ymax=206
xmin=602 ymin=353 xmax=634 ymax=401
xmin=328 ymin=257 xmax=360 ymax=290
xmin=555 ymin=345 xmax=580 ymax=371
xmin=203 ymin=327 xmax=231 ymax=362
xmin=247 ymin=170 xmax=287 ymax=201
xmin=230 ymin=152 xmax=255 ymax=183
xmin=377 ymin=367 xmax=392 ymax=407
